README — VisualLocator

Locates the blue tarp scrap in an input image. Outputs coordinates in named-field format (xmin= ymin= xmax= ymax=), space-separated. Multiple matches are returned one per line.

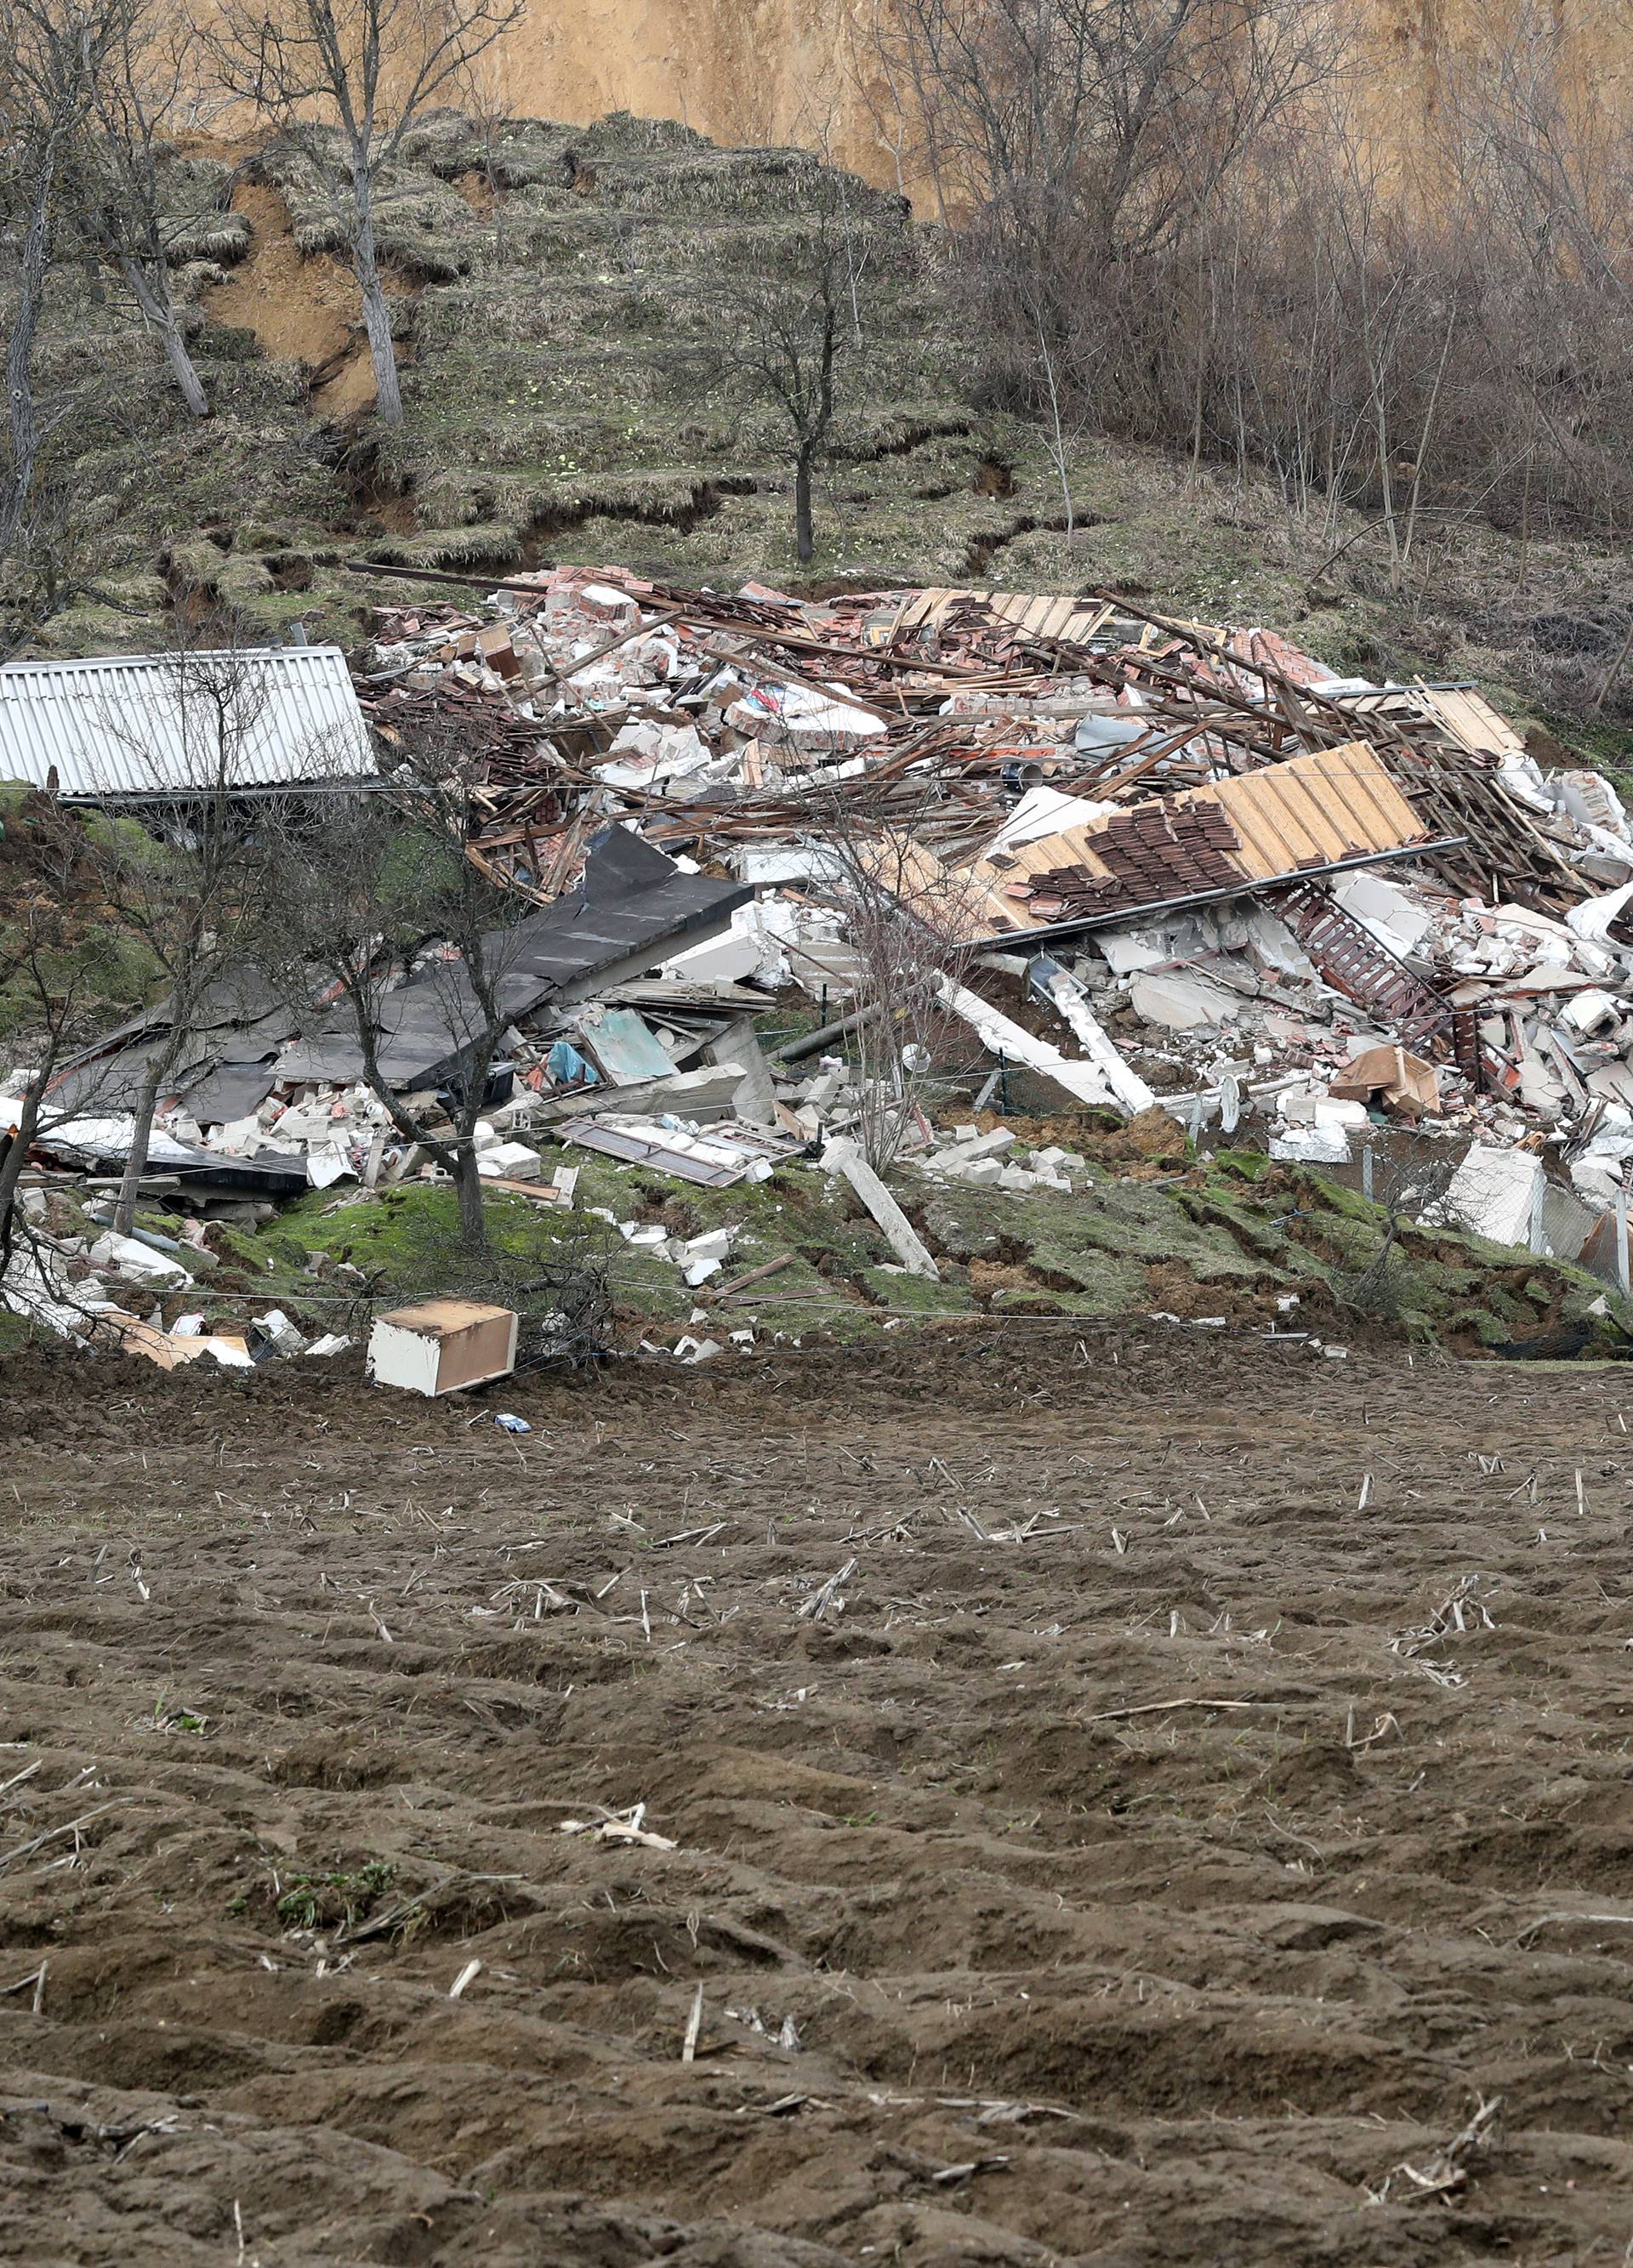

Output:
xmin=548 ymin=1040 xmax=599 ymax=1088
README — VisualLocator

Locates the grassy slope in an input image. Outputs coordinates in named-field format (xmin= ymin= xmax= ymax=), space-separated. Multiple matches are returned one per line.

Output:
xmin=82 ymin=1128 xmax=1624 ymax=1361
xmin=12 ymin=111 xmax=1632 ymax=774
xmin=6 ymin=1073 xmax=1621 ymax=1359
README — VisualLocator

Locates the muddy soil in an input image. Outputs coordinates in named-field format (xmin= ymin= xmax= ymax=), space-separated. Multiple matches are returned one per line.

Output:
xmin=203 ymin=181 xmax=409 ymax=418
xmin=3 ymin=1327 xmax=1633 ymax=2265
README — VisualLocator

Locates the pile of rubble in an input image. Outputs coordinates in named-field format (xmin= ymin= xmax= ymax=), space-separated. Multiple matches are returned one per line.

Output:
xmin=0 ymin=1181 xmax=356 ymax=1367
xmin=9 ymin=565 xmax=1633 ymax=1353
xmin=352 ymin=565 xmax=1633 ymax=1248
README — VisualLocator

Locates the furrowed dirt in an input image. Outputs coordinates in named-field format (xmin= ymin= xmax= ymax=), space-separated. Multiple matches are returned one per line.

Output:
xmin=3 ymin=1329 xmax=1633 ymax=2265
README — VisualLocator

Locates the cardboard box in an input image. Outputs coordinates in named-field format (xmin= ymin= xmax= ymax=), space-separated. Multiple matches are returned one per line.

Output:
xmin=367 ymin=1300 xmax=519 ymax=1395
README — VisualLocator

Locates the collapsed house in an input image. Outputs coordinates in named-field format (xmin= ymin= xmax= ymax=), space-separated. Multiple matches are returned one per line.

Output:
xmin=351 ymin=567 xmax=1633 ymax=1243
xmin=9 ymin=566 xmax=1633 ymax=1348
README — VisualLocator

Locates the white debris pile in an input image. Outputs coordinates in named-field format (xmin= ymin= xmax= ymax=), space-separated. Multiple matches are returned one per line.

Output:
xmin=349 ymin=568 xmax=1633 ymax=1259
xmin=0 ymin=1205 xmax=353 ymax=1366
xmin=12 ymin=566 xmax=1633 ymax=1359
xmin=912 ymin=1125 xmax=1091 ymax=1192
xmin=1047 ymin=862 xmax=1633 ymax=1208
xmin=366 ymin=568 xmax=888 ymax=809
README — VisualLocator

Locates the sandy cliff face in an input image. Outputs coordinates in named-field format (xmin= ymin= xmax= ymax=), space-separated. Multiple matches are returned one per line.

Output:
xmin=481 ymin=1 xmax=1629 ymax=196
xmin=1364 ymin=0 xmax=1633 ymax=111
xmin=185 ymin=2 xmax=1632 ymax=202
xmin=484 ymin=0 xmax=895 ymax=185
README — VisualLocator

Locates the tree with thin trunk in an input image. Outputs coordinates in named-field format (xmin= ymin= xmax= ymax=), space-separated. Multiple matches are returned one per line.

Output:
xmin=873 ymin=0 xmax=1337 ymax=449
xmin=822 ymin=794 xmax=983 ymax=1172
xmin=80 ymin=634 xmax=287 ymax=1236
xmin=0 ymin=0 xmax=118 ymax=563
xmin=255 ymin=713 xmax=535 ymax=1257
xmin=206 ymin=0 xmax=525 ymax=427
xmin=890 ymin=0 xmax=1334 ymax=259
xmin=0 ymin=792 xmax=127 ymax=1286
xmin=61 ymin=0 xmax=215 ymax=418
xmin=723 ymin=176 xmax=877 ymax=566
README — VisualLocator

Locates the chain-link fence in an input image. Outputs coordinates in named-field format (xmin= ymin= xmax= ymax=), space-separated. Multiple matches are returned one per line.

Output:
xmin=1325 ymin=1130 xmax=1632 ymax=1295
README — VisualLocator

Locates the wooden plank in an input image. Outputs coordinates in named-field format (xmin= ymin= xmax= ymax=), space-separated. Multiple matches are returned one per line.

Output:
xmin=1210 ymin=773 xmax=1310 ymax=875
xmin=1282 ymin=765 xmax=1357 ymax=861
xmin=1210 ymin=747 xmax=1423 ymax=875
xmin=1241 ymin=768 xmax=1340 ymax=868
xmin=888 ymin=587 xmax=1112 ymax=654
xmin=1426 ymin=688 xmax=1527 ymax=759
xmin=959 ymin=742 xmax=1425 ymax=913
xmin=1295 ymin=742 xmax=1411 ymax=850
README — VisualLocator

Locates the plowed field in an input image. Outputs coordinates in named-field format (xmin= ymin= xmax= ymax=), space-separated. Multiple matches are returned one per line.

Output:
xmin=3 ymin=1331 xmax=1633 ymax=2265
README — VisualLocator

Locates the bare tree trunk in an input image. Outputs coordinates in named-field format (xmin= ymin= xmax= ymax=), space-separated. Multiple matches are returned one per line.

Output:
xmin=453 ymin=1141 xmax=488 ymax=1255
xmin=0 ymin=1063 xmax=48 ymax=1281
xmin=351 ymin=180 xmax=401 ymax=425
xmin=112 ymin=1015 xmax=195 ymax=1242
xmin=0 ymin=160 xmax=55 ymax=560
xmin=1033 ymin=308 xmax=1074 ymax=536
xmin=113 ymin=1047 xmax=174 ymax=1237
xmin=122 ymin=259 xmax=210 ymax=418
xmin=159 ymin=321 xmax=211 ymax=421
xmin=794 ymin=450 xmax=815 ymax=563
xmin=1368 ymin=338 xmax=1403 ymax=592
xmin=1401 ymin=290 xmax=1458 ymax=570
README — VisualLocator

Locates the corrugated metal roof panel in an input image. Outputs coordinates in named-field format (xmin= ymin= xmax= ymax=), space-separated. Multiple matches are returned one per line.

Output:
xmin=0 ymin=646 xmax=374 ymax=798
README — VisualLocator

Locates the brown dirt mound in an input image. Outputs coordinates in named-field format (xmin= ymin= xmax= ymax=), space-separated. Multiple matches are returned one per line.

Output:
xmin=205 ymin=184 xmax=356 ymax=369
xmin=3 ymin=1330 xmax=1633 ymax=2262
xmin=202 ymin=180 xmax=411 ymax=418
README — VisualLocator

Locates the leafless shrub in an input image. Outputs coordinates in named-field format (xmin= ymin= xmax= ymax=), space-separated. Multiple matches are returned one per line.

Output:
xmin=857 ymin=0 xmax=1633 ymax=555
xmin=1327 ymin=1141 xmax=1460 ymax=1322
xmin=823 ymin=804 xmax=986 ymax=1170
xmin=381 ymin=1191 xmax=617 ymax=1369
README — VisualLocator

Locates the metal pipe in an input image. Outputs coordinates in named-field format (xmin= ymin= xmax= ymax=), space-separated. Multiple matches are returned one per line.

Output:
xmin=769 ymin=1003 xmax=881 ymax=1066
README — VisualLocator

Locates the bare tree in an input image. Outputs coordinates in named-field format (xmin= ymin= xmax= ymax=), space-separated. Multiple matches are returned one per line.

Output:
xmin=844 ymin=0 xmax=931 ymax=208
xmin=448 ymin=48 xmax=521 ymax=265
xmin=63 ymin=0 xmax=214 ymax=418
xmin=256 ymin=713 xmax=535 ymax=1256
xmin=825 ymin=810 xmax=983 ymax=1170
xmin=870 ymin=0 xmax=1340 ymax=463
xmin=724 ymin=176 xmax=878 ymax=565
xmin=1027 ymin=280 xmax=1099 ymax=538
xmin=0 ymin=792 xmax=122 ymax=1281
xmin=885 ymin=0 xmax=1332 ymax=267
xmin=79 ymin=636 xmax=287 ymax=1235
xmin=206 ymin=0 xmax=526 ymax=426
xmin=1436 ymin=1 xmax=1633 ymax=541
xmin=0 ymin=0 xmax=118 ymax=562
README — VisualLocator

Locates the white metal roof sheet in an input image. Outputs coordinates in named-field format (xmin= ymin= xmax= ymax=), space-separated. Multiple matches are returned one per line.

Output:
xmin=0 ymin=645 xmax=374 ymax=798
